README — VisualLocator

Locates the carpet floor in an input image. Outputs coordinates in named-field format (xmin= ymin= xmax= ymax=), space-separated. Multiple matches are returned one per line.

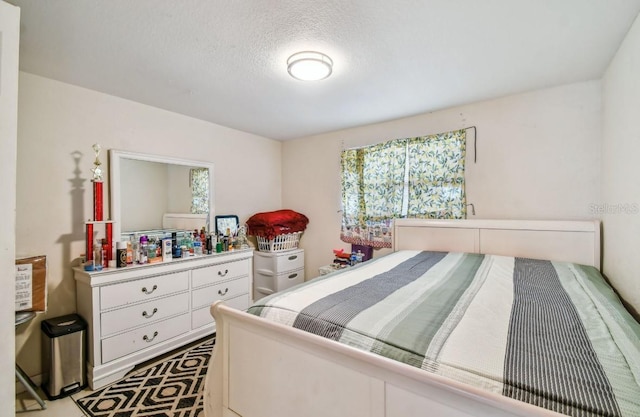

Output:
xmin=75 ymin=337 xmax=214 ymax=417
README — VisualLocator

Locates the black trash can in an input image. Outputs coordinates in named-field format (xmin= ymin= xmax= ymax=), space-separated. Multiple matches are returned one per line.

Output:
xmin=40 ymin=314 xmax=87 ymax=399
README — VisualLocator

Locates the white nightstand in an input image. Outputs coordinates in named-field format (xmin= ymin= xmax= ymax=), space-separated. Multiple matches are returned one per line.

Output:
xmin=253 ymin=248 xmax=304 ymax=300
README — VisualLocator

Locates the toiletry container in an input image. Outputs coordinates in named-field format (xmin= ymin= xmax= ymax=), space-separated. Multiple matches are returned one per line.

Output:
xmin=116 ymin=241 xmax=127 ymax=268
xmin=162 ymin=238 xmax=172 ymax=261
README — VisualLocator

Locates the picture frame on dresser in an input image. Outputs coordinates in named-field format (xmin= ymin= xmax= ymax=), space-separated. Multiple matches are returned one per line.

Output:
xmin=214 ymin=215 xmax=239 ymax=236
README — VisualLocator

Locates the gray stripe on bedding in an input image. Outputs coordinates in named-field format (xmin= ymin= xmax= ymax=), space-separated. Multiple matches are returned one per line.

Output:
xmin=292 ymin=251 xmax=447 ymax=340
xmin=375 ymin=253 xmax=485 ymax=368
xmin=504 ymin=258 xmax=621 ymax=417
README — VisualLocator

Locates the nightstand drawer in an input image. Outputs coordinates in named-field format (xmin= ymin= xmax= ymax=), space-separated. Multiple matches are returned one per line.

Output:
xmin=276 ymin=268 xmax=304 ymax=291
xmin=254 ymin=249 xmax=304 ymax=274
xmin=254 ymin=267 xmax=304 ymax=299
xmin=274 ymin=250 xmax=304 ymax=272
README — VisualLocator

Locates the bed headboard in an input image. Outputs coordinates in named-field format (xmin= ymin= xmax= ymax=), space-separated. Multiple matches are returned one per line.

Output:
xmin=393 ymin=219 xmax=601 ymax=270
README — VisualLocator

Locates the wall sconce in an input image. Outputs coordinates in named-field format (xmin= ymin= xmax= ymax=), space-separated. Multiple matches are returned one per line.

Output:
xmin=287 ymin=51 xmax=333 ymax=81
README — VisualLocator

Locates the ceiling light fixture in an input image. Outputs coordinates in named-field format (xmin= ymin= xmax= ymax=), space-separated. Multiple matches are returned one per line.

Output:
xmin=287 ymin=51 xmax=333 ymax=81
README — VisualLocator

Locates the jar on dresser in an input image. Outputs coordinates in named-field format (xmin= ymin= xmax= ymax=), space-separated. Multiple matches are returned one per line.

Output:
xmin=74 ymin=249 xmax=253 ymax=390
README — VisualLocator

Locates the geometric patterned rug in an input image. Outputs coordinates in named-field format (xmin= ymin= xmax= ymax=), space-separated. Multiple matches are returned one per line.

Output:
xmin=75 ymin=337 xmax=214 ymax=417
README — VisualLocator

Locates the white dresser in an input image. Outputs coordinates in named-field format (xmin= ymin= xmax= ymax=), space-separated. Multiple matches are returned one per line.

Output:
xmin=253 ymin=248 xmax=304 ymax=300
xmin=74 ymin=250 xmax=252 ymax=389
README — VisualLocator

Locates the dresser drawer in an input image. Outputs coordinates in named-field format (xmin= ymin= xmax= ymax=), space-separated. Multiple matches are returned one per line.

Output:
xmin=192 ymin=276 xmax=249 ymax=309
xmin=191 ymin=294 xmax=249 ymax=329
xmin=276 ymin=268 xmax=305 ymax=291
xmin=101 ymin=313 xmax=190 ymax=363
xmin=254 ymin=249 xmax=304 ymax=274
xmin=100 ymin=271 xmax=189 ymax=310
xmin=100 ymin=292 xmax=189 ymax=337
xmin=275 ymin=250 xmax=304 ymax=272
xmin=191 ymin=260 xmax=249 ymax=288
xmin=255 ymin=268 xmax=304 ymax=299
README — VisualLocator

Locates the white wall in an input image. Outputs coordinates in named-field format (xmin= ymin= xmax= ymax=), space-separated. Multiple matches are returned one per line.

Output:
xmin=601 ymin=13 xmax=640 ymax=315
xmin=1 ymin=2 xmax=20 ymax=415
xmin=15 ymin=72 xmax=282 ymax=379
xmin=282 ymin=81 xmax=602 ymax=289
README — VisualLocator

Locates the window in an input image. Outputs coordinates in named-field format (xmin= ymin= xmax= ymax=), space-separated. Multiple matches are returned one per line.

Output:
xmin=340 ymin=129 xmax=467 ymax=247
xmin=190 ymin=168 xmax=209 ymax=214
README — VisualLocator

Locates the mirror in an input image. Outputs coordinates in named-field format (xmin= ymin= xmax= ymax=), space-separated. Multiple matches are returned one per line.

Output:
xmin=109 ymin=150 xmax=215 ymax=240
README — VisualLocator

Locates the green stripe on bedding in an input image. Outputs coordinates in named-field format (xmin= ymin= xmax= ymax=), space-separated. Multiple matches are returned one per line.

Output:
xmin=374 ymin=252 xmax=485 ymax=368
xmin=557 ymin=263 xmax=640 ymax=416
xmin=291 ymin=251 xmax=447 ymax=340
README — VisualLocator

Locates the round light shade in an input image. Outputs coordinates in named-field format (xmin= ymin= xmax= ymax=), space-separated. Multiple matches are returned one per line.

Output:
xmin=287 ymin=51 xmax=333 ymax=81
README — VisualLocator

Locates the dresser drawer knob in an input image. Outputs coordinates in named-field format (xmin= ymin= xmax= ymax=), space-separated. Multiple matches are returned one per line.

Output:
xmin=143 ymin=331 xmax=158 ymax=342
xmin=218 ymin=288 xmax=229 ymax=296
xmin=141 ymin=285 xmax=158 ymax=295
xmin=288 ymin=273 xmax=298 ymax=279
xmin=288 ymin=255 xmax=298 ymax=261
xmin=142 ymin=308 xmax=158 ymax=318
xmin=218 ymin=269 xmax=229 ymax=277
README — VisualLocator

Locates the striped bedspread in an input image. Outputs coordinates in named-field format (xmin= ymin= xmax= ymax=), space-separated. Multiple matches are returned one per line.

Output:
xmin=247 ymin=251 xmax=640 ymax=417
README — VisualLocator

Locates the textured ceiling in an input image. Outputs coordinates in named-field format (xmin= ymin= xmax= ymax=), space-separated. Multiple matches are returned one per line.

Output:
xmin=9 ymin=0 xmax=640 ymax=140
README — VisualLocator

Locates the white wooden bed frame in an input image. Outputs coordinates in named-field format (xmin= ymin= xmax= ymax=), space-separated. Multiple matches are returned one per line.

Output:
xmin=204 ymin=219 xmax=601 ymax=417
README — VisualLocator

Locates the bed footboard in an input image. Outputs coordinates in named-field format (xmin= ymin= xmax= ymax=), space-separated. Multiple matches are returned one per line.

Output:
xmin=203 ymin=301 xmax=563 ymax=417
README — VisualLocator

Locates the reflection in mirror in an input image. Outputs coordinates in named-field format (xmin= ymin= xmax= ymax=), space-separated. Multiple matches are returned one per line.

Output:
xmin=109 ymin=150 xmax=215 ymax=240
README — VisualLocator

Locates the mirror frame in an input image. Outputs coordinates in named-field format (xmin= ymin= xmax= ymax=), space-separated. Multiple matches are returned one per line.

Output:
xmin=109 ymin=149 xmax=215 ymax=240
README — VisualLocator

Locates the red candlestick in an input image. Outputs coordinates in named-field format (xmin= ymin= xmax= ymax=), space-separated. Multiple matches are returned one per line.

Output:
xmin=93 ymin=180 xmax=103 ymax=221
xmin=106 ymin=222 xmax=113 ymax=262
xmin=86 ymin=223 xmax=94 ymax=261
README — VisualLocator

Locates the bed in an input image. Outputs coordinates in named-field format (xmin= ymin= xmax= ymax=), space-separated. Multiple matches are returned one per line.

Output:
xmin=203 ymin=219 xmax=640 ymax=417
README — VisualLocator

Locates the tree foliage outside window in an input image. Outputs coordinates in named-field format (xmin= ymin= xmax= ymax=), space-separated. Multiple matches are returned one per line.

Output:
xmin=340 ymin=129 xmax=466 ymax=247
xmin=190 ymin=168 xmax=209 ymax=214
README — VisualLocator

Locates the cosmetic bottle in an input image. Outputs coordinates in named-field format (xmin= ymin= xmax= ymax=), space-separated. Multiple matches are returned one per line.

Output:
xmin=133 ymin=233 xmax=140 ymax=264
xmin=162 ymin=237 xmax=172 ymax=261
xmin=139 ymin=235 xmax=148 ymax=264
xmin=93 ymin=241 xmax=103 ymax=271
xmin=193 ymin=239 xmax=203 ymax=256
xmin=171 ymin=232 xmax=178 ymax=256
xmin=101 ymin=238 xmax=108 ymax=269
xmin=206 ymin=234 xmax=213 ymax=254
xmin=147 ymin=238 xmax=158 ymax=263
xmin=200 ymin=227 xmax=207 ymax=251
xmin=117 ymin=241 xmax=127 ymax=268
xmin=126 ymin=238 xmax=133 ymax=264
xmin=188 ymin=235 xmax=194 ymax=255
